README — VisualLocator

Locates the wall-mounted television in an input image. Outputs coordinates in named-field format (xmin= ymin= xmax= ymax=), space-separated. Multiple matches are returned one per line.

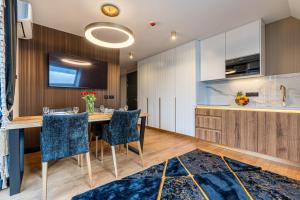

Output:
xmin=48 ymin=53 xmax=108 ymax=89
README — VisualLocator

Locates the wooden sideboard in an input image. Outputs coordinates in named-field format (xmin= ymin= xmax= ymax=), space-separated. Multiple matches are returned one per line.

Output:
xmin=195 ymin=106 xmax=300 ymax=163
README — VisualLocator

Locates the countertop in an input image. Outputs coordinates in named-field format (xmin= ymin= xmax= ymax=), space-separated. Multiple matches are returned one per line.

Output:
xmin=196 ymin=105 xmax=300 ymax=114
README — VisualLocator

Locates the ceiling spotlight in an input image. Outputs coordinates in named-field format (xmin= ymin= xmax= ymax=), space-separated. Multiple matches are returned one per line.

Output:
xmin=171 ymin=31 xmax=177 ymax=40
xmin=101 ymin=4 xmax=120 ymax=17
xmin=84 ymin=22 xmax=135 ymax=48
xmin=129 ymin=52 xmax=134 ymax=60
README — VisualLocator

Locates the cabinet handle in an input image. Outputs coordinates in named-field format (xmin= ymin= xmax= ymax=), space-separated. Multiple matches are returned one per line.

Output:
xmin=175 ymin=97 xmax=176 ymax=132
xmin=159 ymin=97 xmax=161 ymax=129
xmin=146 ymin=97 xmax=149 ymax=125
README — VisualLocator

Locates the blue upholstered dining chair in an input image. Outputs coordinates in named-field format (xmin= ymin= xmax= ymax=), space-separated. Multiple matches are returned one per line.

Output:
xmin=40 ymin=112 xmax=92 ymax=200
xmin=100 ymin=110 xmax=143 ymax=178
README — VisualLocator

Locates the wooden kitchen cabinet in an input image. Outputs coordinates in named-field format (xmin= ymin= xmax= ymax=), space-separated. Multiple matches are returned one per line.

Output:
xmin=196 ymin=107 xmax=300 ymax=163
xmin=258 ymin=112 xmax=300 ymax=163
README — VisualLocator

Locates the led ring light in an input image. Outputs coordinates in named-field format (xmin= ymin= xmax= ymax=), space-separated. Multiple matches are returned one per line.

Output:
xmin=84 ymin=22 xmax=135 ymax=48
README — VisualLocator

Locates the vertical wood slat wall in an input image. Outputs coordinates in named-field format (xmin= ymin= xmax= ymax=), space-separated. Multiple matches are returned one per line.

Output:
xmin=19 ymin=24 xmax=120 ymax=151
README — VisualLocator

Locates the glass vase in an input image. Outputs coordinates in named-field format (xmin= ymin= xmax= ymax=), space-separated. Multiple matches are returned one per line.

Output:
xmin=86 ymin=101 xmax=94 ymax=114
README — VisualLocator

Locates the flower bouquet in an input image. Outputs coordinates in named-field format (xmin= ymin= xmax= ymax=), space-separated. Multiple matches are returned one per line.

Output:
xmin=81 ymin=91 xmax=96 ymax=113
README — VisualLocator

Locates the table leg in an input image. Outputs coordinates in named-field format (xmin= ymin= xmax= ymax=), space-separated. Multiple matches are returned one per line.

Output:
xmin=8 ymin=129 xmax=24 ymax=196
xmin=129 ymin=116 xmax=146 ymax=154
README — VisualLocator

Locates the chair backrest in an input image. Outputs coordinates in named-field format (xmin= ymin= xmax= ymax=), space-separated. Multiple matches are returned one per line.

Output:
xmin=40 ymin=112 xmax=89 ymax=162
xmin=107 ymin=110 xmax=141 ymax=144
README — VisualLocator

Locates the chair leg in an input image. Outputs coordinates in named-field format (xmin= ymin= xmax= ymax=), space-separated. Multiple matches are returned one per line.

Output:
xmin=42 ymin=162 xmax=48 ymax=200
xmin=126 ymin=143 xmax=129 ymax=156
xmin=137 ymin=141 xmax=144 ymax=167
xmin=85 ymin=152 xmax=93 ymax=187
xmin=111 ymin=146 xmax=118 ymax=178
xmin=95 ymin=136 xmax=98 ymax=158
xmin=89 ymin=133 xmax=93 ymax=147
xmin=77 ymin=155 xmax=80 ymax=166
xmin=80 ymin=154 xmax=84 ymax=167
xmin=100 ymin=140 xmax=104 ymax=162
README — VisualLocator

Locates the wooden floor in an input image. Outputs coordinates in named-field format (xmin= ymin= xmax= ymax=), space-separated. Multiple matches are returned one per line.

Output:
xmin=1 ymin=128 xmax=300 ymax=200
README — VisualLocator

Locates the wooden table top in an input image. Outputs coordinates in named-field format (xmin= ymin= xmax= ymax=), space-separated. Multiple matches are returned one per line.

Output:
xmin=5 ymin=112 xmax=148 ymax=130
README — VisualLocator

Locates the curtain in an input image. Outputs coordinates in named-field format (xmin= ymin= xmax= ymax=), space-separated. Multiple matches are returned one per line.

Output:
xmin=0 ymin=0 xmax=8 ymax=190
xmin=0 ymin=0 xmax=17 ymax=190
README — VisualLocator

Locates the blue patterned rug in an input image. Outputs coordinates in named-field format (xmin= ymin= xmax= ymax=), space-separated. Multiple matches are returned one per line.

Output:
xmin=72 ymin=149 xmax=300 ymax=200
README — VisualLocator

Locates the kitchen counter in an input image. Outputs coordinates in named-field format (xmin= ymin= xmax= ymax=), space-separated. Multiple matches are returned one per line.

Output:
xmin=196 ymin=105 xmax=300 ymax=114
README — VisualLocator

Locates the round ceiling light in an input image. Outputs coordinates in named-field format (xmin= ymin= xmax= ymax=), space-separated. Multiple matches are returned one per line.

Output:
xmin=101 ymin=4 xmax=120 ymax=17
xmin=84 ymin=22 xmax=135 ymax=49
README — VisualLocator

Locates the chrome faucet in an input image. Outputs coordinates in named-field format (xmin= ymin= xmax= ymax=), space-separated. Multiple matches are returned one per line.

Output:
xmin=280 ymin=85 xmax=287 ymax=107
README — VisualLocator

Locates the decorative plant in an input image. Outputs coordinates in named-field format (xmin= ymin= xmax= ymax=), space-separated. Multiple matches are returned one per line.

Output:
xmin=81 ymin=91 xmax=96 ymax=113
xmin=235 ymin=91 xmax=249 ymax=106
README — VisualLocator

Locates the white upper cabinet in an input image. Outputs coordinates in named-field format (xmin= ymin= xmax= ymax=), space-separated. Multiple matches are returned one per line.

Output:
xmin=226 ymin=20 xmax=262 ymax=60
xmin=200 ymin=19 xmax=265 ymax=81
xmin=200 ymin=33 xmax=226 ymax=81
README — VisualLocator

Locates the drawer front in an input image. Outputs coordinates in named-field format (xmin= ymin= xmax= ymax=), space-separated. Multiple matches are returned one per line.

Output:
xmin=196 ymin=116 xmax=222 ymax=130
xmin=196 ymin=128 xmax=222 ymax=144
xmin=196 ymin=108 xmax=222 ymax=117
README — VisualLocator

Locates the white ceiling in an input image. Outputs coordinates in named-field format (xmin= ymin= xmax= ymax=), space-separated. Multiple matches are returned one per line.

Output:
xmin=27 ymin=0 xmax=298 ymax=68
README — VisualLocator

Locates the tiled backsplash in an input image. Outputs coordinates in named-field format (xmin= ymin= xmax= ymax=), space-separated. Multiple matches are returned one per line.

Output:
xmin=197 ymin=73 xmax=300 ymax=108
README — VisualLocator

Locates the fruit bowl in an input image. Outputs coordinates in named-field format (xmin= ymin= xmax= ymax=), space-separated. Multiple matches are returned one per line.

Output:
xmin=235 ymin=91 xmax=249 ymax=106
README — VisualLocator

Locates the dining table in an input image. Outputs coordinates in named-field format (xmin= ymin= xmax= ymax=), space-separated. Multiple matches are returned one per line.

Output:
xmin=6 ymin=112 xmax=148 ymax=196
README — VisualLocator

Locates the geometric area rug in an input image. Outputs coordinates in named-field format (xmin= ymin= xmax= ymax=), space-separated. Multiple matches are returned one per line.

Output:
xmin=72 ymin=149 xmax=300 ymax=200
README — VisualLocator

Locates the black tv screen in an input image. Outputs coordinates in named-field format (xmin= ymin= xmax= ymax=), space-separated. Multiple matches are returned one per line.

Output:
xmin=48 ymin=53 xmax=108 ymax=89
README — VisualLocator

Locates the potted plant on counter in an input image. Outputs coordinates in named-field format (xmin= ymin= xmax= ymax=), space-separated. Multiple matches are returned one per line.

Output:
xmin=81 ymin=91 xmax=96 ymax=114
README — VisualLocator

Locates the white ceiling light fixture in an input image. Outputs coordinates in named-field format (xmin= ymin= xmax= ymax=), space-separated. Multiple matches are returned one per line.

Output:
xmin=84 ymin=22 xmax=135 ymax=48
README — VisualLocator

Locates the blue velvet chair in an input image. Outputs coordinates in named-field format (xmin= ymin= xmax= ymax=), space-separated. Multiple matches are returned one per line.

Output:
xmin=40 ymin=112 xmax=92 ymax=200
xmin=100 ymin=110 xmax=143 ymax=177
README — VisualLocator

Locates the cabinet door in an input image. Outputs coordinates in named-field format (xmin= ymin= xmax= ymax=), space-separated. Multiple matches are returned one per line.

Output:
xmin=147 ymin=57 xmax=159 ymax=128
xmin=239 ymin=111 xmax=258 ymax=152
xmin=200 ymin=33 xmax=226 ymax=81
xmin=176 ymin=41 xmax=197 ymax=136
xmin=160 ymin=49 xmax=176 ymax=132
xmin=221 ymin=110 xmax=240 ymax=147
xmin=258 ymin=112 xmax=300 ymax=162
xmin=137 ymin=62 xmax=148 ymax=115
xmin=222 ymin=110 xmax=258 ymax=151
xmin=226 ymin=20 xmax=260 ymax=59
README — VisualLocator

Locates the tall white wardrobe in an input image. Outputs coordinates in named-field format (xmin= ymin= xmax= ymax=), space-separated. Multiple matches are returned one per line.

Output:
xmin=137 ymin=41 xmax=199 ymax=137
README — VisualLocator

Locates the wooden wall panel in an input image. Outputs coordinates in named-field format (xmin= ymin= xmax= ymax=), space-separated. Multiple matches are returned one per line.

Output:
xmin=266 ymin=17 xmax=300 ymax=75
xmin=19 ymin=24 xmax=120 ymax=151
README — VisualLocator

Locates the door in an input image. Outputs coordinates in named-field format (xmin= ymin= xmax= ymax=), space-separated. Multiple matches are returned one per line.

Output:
xmin=126 ymin=71 xmax=137 ymax=110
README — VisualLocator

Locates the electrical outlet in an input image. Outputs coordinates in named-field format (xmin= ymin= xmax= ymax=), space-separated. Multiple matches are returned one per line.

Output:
xmin=109 ymin=95 xmax=114 ymax=99
xmin=246 ymin=92 xmax=259 ymax=97
xmin=104 ymin=95 xmax=109 ymax=99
